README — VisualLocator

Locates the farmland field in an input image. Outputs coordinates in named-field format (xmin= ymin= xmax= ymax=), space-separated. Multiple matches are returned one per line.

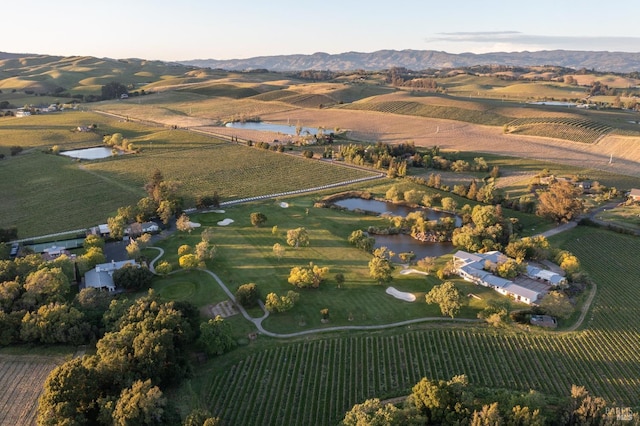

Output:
xmin=184 ymin=226 xmax=640 ymax=425
xmin=0 ymin=355 xmax=63 ymax=426
xmin=0 ymin=112 xmax=379 ymax=237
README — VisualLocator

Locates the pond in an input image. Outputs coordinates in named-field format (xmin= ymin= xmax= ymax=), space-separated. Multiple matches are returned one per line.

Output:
xmin=60 ymin=146 xmax=120 ymax=160
xmin=334 ymin=197 xmax=460 ymax=259
xmin=372 ymin=234 xmax=454 ymax=261
xmin=334 ymin=197 xmax=460 ymax=225
xmin=225 ymin=121 xmax=328 ymax=136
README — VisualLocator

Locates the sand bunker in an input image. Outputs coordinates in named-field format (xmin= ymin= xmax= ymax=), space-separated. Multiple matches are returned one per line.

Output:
xmin=188 ymin=222 xmax=202 ymax=228
xmin=400 ymin=268 xmax=429 ymax=276
xmin=280 ymin=202 xmax=289 ymax=208
xmin=386 ymin=286 xmax=416 ymax=302
xmin=217 ymin=218 xmax=234 ymax=226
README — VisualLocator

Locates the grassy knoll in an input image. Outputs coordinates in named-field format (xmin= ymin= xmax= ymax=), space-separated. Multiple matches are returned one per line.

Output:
xmin=176 ymin=226 xmax=640 ymax=425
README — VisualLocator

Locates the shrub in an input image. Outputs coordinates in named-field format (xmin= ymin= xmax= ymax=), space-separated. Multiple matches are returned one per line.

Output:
xmin=235 ymin=283 xmax=258 ymax=308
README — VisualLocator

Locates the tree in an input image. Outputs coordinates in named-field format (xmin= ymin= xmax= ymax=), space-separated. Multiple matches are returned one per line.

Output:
xmin=348 ymin=229 xmax=375 ymax=252
xmin=83 ymin=234 xmax=105 ymax=250
xmin=471 ymin=402 xmax=503 ymax=426
xmin=496 ymin=258 xmax=521 ymax=279
xmin=235 ymin=283 xmax=258 ymax=308
xmin=101 ymin=81 xmax=128 ymax=100
xmin=155 ymin=261 xmax=173 ymax=275
xmin=22 ymin=267 xmax=69 ymax=307
xmin=179 ymin=254 xmax=200 ymax=269
xmin=286 ymin=227 xmax=310 ymax=248
xmin=195 ymin=241 xmax=216 ymax=262
xmin=107 ymin=214 xmax=127 ymax=240
xmin=126 ymin=239 xmax=140 ymax=259
xmin=178 ymin=244 xmax=193 ymax=256
xmin=0 ymin=279 xmax=21 ymax=312
xmin=368 ymin=247 xmax=394 ymax=285
xmin=176 ymin=213 xmax=193 ymax=233
xmin=112 ymin=264 xmax=153 ymax=291
xmin=250 ymin=212 xmax=267 ymax=227
xmin=425 ymin=281 xmax=462 ymax=318
xmin=272 ymin=243 xmax=285 ymax=260
xmin=539 ymin=291 xmax=573 ymax=319
xmin=478 ymin=299 xmax=510 ymax=327
xmin=536 ymin=180 xmax=584 ymax=223
xmin=78 ymin=246 xmax=106 ymax=275
xmin=183 ymin=409 xmax=220 ymax=426
xmin=20 ymin=302 xmax=89 ymax=345
xmin=568 ymin=385 xmax=607 ymax=425
xmin=441 ymin=197 xmax=457 ymax=212
xmin=399 ymin=251 xmax=416 ymax=264
xmin=264 ymin=291 xmax=299 ymax=313
xmin=112 ymin=379 xmax=166 ymax=426
xmin=198 ymin=316 xmax=235 ymax=356
xmin=288 ymin=262 xmax=329 ymax=288
xmin=342 ymin=398 xmax=401 ymax=426
xmin=37 ymin=357 xmax=103 ymax=425
xmin=417 ymin=256 xmax=436 ymax=273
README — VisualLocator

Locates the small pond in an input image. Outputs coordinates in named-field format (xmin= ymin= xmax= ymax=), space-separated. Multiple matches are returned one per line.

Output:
xmin=60 ymin=146 xmax=119 ymax=160
xmin=372 ymin=234 xmax=454 ymax=261
xmin=334 ymin=198 xmax=461 ymax=225
xmin=335 ymin=197 xmax=460 ymax=259
xmin=225 ymin=122 xmax=327 ymax=136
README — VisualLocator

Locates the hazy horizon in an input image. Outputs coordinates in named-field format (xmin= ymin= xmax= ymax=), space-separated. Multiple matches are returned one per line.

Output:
xmin=3 ymin=0 xmax=640 ymax=62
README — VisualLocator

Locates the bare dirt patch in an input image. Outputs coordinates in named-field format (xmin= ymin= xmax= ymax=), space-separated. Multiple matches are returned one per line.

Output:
xmin=260 ymin=108 xmax=640 ymax=178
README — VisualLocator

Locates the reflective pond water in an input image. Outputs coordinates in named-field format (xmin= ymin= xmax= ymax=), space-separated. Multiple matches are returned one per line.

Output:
xmin=334 ymin=197 xmax=459 ymax=260
xmin=60 ymin=147 xmax=119 ymax=160
xmin=225 ymin=121 xmax=327 ymax=136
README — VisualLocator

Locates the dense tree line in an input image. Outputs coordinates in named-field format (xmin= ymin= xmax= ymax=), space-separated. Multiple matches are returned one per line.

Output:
xmin=342 ymin=375 xmax=630 ymax=425
xmin=0 ymin=237 xmax=115 ymax=346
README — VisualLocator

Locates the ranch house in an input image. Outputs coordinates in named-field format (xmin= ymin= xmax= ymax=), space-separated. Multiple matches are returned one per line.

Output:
xmin=453 ymin=250 xmax=561 ymax=305
xmin=629 ymin=188 xmax=640 ymax=202
xmin=84 ymin=259 xmax=137 ymax=292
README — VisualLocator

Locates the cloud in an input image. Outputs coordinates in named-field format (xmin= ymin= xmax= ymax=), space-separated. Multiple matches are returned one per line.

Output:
xmin=425 ymin=31 xmax=640 ymax=53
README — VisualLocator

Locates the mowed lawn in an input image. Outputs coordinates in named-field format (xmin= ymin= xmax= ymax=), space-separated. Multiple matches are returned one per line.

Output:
xmin=154 ymin=195 xmax=510 ymax=334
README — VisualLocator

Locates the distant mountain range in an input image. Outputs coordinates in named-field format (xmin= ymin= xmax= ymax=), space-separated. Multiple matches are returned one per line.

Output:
xmin=182 ymin=49 xmax=640 ymax=73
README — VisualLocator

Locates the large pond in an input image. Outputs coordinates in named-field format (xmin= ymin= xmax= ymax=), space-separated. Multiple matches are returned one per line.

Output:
xmin=60 ymin=146 xmax=119 ymax=160
xmin=225 ymin=122 xmax=327 ymax=136
xmin=335 ymin=197 xmax=460 ymax=259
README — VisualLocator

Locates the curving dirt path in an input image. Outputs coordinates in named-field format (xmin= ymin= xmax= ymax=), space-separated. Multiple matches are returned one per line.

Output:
xmin=565 ymin=283 xmax=597 ymax=332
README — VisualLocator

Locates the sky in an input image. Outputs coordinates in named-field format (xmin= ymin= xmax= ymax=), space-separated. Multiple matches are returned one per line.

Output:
xmin=4 ymin=0 xmax=640 ymax=61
